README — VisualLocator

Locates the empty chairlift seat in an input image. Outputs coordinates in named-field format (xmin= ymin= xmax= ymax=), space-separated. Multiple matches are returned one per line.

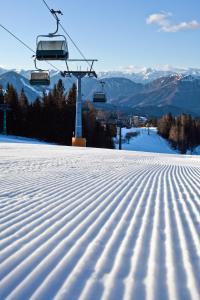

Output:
xmin=36 ymin=38 xmax=69 ymax=60
xmin=30 ymin=71 xmax=50 ymax=86
xmin=93 ymin=92 xmax=107 ymax=103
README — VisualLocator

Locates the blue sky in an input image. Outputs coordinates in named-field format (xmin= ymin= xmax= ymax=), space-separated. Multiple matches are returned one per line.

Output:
xmin=0 ymin=0 xmax=199 ymax=71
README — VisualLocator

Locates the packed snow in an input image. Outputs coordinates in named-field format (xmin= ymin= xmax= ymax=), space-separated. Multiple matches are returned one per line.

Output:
xmin=0 ymin=134 xmax=48 ymax=145
xmin=0 ymin=137 xmax=200 ymax=300
xmin=118 ymin=127 xmax=175 ymax=154
xmin=118 ymin=127 xmax=200 ymax=155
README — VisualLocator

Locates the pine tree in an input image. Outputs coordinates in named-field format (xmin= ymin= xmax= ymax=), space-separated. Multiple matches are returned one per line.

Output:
xmin=0 ymin=85 xmax=4 ymax=104
xmin=66 ymin=83 xmax=76 ymax=105
xmin=157 ymin=113 xmax=174 ymax=139
xmin=4 ymin=84 xmax=19 ymax=135
xmin=0 ymin=85 xmax=4 ymax=132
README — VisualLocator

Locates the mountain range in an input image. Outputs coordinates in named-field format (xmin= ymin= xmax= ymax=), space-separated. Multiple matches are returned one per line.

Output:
xmin=0 ymin=66 xmax=199 ymax=116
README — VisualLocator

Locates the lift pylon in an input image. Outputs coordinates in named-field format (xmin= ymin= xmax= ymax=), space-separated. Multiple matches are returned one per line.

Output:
xmin=62 ymin=59 xmax=98 ymax=147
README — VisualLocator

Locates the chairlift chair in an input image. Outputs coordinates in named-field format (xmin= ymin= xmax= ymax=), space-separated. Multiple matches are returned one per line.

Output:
xmin=30 ymin=70 xmax=50 ymax=86
xmin=93 ymin=81 xmax=107 ymax=103
xmin=93 ymin=92 xmax=107 ymax=103
xmin=36 ymin=10 xmax=69 ymax=61
xmin=30 ymin=58 xmax=50 ymax=86
xmin=36 ymin=35 xmax=69 ymax=61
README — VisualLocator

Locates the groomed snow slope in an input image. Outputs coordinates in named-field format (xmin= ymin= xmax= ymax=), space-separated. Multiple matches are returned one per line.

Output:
xmin=120 ymin=128 xmax=176 ymax=154
xmin=0 ymin=141 xmax=200 ymax=300
xmin=120 ymin=127 xmax=200 ymax=155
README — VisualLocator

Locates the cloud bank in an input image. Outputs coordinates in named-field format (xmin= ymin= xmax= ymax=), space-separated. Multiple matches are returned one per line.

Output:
xmin=146 ymin=12 xmax=200 ymax=32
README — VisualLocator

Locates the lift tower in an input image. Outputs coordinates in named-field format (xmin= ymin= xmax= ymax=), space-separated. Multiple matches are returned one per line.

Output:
xmin=62 ymin=59 xmax=97 ymax=147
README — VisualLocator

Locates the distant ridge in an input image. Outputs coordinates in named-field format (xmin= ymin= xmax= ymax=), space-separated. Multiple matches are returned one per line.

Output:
xmin=0 ymin=67 xmax=200 ymax=116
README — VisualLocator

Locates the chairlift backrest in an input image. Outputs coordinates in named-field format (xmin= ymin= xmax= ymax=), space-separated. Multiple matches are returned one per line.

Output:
xmin=37 ymin=40 xmax=66 ymax=51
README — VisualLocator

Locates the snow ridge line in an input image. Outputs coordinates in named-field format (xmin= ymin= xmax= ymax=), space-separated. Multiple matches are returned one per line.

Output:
xmin=175 ymin=167 xmax=200 ymax=253
xmin=123 ymin=165 xmax=168 ymax=300
xmin=164 ymin=166 xmax=177 ymax=300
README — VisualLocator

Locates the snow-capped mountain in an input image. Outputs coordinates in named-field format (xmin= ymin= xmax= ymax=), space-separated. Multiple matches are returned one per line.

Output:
xmin=0 ymin=71 xmax=42 ymax=101
xmin=0 ymin=67 xmax=200 ymax=116
xmin=98 ymin=66 xmax=200 ymax=83
xmin=1 ymin=65 xmax=200 ymax=83
xmin=0 ymin=66 xmax=7 ymax=76
xmin=0 ymin=70 xmax=143 ymax=103
xmin=115 ymin=75 xmax=200 ymax=115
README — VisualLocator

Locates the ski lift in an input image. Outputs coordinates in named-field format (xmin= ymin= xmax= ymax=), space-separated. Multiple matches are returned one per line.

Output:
xmin=30 ymin=58 xmax=50 ymax=86
xmin=30 ymin=71 xmax=50 ymax=86
xmin=36 ymin=36 xmax=69 ymax=61
xmin=36 ymin=9 xmax=69 ymax=61
xmin=93 ymin=81 xmax=107 ymax=103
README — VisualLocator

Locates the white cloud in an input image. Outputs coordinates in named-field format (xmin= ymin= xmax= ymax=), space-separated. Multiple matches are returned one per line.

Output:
xmin=146 ymin=12 xmax=200 ymax=32
xmin=146 ymin=12 xmax=171 ymax=27
xmin=162 ymin=20 xmax=200 ymax=32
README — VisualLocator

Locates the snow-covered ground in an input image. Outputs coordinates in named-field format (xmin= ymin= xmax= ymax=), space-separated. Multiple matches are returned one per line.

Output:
xmin=119 ymin=127 xmax=200 ymax=155
xmin=0 ymin=134 xmax=48 ymax=145
xmin=118 ymin=127 xmax=176 ymax=154
xmin=0 ymin=138 xmax=200 ymax=300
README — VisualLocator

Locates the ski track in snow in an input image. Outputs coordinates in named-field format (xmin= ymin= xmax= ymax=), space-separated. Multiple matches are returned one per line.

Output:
xmin=0 ymin=142 xmax=200 ymax=300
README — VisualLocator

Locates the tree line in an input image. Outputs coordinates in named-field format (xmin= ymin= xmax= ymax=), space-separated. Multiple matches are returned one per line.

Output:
xmin=0 ymin=80 xmax=114 ymax=149
xmin=157 ymin=113 xmax=200 ymax=154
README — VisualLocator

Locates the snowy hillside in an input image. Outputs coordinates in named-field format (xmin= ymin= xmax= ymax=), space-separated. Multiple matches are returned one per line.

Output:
xmin=0 ymin=138 xmax=199 ymax=300
xmin=119 ymin=127 xmax=200 ymax=155
xmin=1 ymin=65 xmax=200 ymax=84
xmin=99 ymin=66 xmax=200 ymax=83
xmin=0 ymin=135 xmax=48 ymax=145
xmin=119 ymin=127 xmax=176 ymax=154
xmin=1 ymin=68 xmax=200 ymax=116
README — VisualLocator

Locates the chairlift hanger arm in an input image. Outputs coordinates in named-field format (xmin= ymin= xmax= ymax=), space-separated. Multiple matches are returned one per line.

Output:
xmin=33 ymin=57 xmax=44 ymax=71
xmin=49 ymin=9 xmax=63 ymax=36
xmin=100 ymin=81 xmax=106 ymax=91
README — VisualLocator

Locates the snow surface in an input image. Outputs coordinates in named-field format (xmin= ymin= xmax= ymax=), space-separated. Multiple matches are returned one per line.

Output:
xmin=119 ymin=127 xmax=200 ymax=155
xmin=119 ymin=127 xmax=176 ymax=154
xmin=0 ymin=135 xmax=48 ymax=145
xmin=0 ymin=139 xmax=200 ymax=300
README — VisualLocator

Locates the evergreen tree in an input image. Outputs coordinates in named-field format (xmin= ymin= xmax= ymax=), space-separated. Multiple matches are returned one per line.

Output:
xmin=160 ymin=113 xmax=200 ymax=154
xmin=157 ymin=113 xmax=174 ymax=139
xmin=4 ymin=84 xmax=19 ymax=135
xmin=0 ymin=85 xmax=4 ymax=132
xmin=0 ymin=85 xmax=4 ymax=104
xmin=66 ymin=83 xmax=76 ymax=105
xmin=0 ymin=80 xmax=114 ymax=149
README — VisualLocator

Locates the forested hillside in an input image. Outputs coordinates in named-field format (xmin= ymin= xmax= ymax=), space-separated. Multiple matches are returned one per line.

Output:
xmin=0 ymin=80 xmax=114 ymax=148
xmin=157 ymin=113 xmax=200 ymax=154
